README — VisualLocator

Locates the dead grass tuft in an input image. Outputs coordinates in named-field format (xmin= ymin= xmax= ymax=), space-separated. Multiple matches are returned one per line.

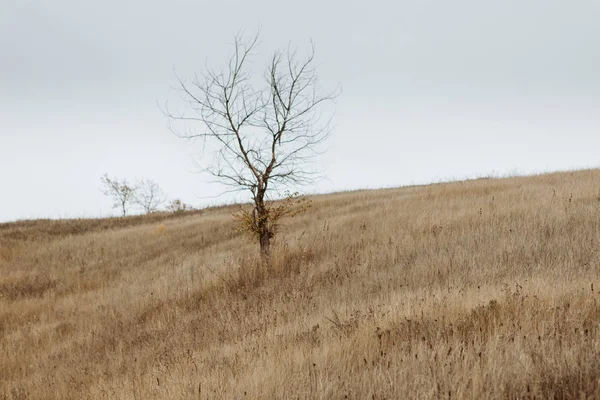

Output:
xmin=0 ymin=274 xmax=56 ymax=301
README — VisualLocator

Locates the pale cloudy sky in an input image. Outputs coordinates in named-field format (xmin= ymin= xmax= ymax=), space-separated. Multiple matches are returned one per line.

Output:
xmin=1 ymin=0 xmax=599 ymax=222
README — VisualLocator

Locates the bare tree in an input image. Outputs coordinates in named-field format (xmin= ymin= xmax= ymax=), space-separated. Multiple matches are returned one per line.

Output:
xmin=164 ymin=34 xmax=337 ymax=256
xmin=134 ymin=179 xmax=166 ymax=214
xmin=166 ymin=198 xmax=194 ymax=213
xmin=100 ymin=174 xmax=137 ymax=217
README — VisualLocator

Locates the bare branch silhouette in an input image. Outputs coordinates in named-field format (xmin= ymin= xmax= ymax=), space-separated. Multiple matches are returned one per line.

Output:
xmin=163 ymin=33 xmax=337 ymax=256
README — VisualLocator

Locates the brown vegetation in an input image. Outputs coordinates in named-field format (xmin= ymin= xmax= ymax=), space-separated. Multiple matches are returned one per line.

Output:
xmin=2 ymin=170 xmax=600 ymax=399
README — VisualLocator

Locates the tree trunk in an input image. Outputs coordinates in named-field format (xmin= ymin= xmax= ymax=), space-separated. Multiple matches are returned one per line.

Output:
xmin=255 ymin=190 xmax=271 ymax=258
xmin=259 ymin=227 xmax=271 ymax=257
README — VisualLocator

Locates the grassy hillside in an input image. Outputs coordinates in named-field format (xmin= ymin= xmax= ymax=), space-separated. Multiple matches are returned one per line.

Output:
xmin=2 ymin=170 xmax=600 ymax=399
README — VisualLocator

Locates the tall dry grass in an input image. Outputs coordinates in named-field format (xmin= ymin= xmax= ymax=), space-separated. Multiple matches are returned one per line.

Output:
xmin=1 ymin=170 xmax=600 ymax=399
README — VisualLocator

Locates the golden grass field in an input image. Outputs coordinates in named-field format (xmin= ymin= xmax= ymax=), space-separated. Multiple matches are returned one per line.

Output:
xmin=2 ymin=169 xmax=600 ymax=399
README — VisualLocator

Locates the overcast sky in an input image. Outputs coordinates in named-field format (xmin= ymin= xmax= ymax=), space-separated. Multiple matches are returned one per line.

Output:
xmin=1 ymin=0 xmax=599 ymax=222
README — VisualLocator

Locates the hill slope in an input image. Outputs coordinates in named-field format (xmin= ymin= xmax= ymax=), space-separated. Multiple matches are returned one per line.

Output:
xmin=2 ymin=170 xmax=600 ymax=399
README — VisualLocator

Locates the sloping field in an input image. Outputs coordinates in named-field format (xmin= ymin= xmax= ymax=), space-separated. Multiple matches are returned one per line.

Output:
xmin=2 ymin=170 xmax=600 ymax=399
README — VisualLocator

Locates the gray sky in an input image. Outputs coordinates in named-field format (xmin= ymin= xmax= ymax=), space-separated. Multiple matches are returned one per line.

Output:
xmin=1 ymin=0 xmax=599 ymax=222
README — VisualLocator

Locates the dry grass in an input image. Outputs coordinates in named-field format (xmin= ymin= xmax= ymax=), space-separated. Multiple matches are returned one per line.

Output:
xmin=2 ymin=169 xmax=600 ymax=399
